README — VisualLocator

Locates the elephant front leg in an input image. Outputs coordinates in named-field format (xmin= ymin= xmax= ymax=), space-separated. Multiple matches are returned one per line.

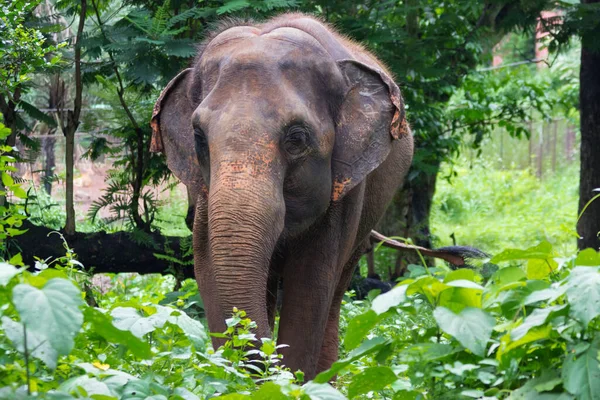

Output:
xmin=277 ymin=254 xmax=338 ymax=379
xmin=317 ymin=247 xmax=366 ymax=374
xmin=277 ymin=202 xmax=363 ymax=379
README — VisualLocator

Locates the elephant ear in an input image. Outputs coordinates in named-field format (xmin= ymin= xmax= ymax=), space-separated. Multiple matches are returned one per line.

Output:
xmin=331 ymin=59 xmax=409 ymax=201
xmin=150 ymin=68 xmax=205 ymax=229
xmin=150 ymin=68 xmax=205 ymax=192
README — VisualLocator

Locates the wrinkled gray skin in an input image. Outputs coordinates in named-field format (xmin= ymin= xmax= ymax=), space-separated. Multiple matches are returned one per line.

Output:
xmin=151 ymin=13 xmax=413 ymax=379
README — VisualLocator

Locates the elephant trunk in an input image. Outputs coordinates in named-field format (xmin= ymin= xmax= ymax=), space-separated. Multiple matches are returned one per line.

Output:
xmin=208 ymin=170 xmax=285 ymax=339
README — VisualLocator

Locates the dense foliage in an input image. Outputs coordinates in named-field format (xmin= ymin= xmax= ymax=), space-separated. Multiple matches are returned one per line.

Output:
xmin=2 ymin=224 xmax=600 ymax=398
xmin=1 ymin=0 xmax=599 ymax=399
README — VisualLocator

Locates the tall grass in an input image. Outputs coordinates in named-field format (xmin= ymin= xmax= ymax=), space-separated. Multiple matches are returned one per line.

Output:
xmin=431 ymin=158 xmax=579 ymax=255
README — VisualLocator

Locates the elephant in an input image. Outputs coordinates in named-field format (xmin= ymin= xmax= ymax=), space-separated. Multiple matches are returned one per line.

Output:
xmin=150 ymin=13 xmax=474 ymax=379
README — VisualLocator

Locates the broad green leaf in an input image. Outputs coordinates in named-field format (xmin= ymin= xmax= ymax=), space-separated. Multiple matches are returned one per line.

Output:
xmin=302 ymin=382 xmax=346 ymax=400
xmin=348 ymin=366 xmax=397 ymax=399
xmin=121 ymin=380 xmax=151 ymax=400
xmin=58 ymin=376 xmax=113 ymax=397
xmin=8 ymin=253 xmax=23 ymax=267
xmin=1 ymin=172 xmax=14 ymax=187
xmin=12 ymin=279 xmax=83 ymax=363
xmin=444 ymin=269 xmax=476 ymax=283
xmin=491 ymin=242 xmax=554 ymax=263
xmin=111 ymin=305 xmax=172 ymax=338
xmin=523 ymin=285 xmax=567 ymax=305
xmin=491 ymin=266 xmax=526 ymax=286
xmin=562 ymin=337 xmax=600 ymax=400
xmin=392 ymin=390 xmax=422 ymax=399
xmin=167 ymin=309 xmax=207 ymax=348
xmin=397 ymin=342 xmax=462 ymax=363
xmin=445 ymin=361 xmax=478 ymax=376
xmin=565 ymin=267 xmax=600 ymax=326
xmin=83 ymin=308 xmax=151 ymax=359
xmin=173 ymin=387 xmax=200 ymax=400
xmin=438 ymin=287 xmax=482 ymax=312
xmin=511 ymin=304 xmax=567 ymax=341
xmin=510 ymin=376 xmax=574 ymax=400
xmin=0 ymin=262 xmax=22 ymax=285
xmin=461 ymin=390 xmax=484 ymax=398
xmin=433 ymin=307 xmax=495 ymax=356
xmin=251 ymin=382 xmax=287 ymax=400
xmin=372 ymin=285 xmax=408 ymax=314
xmin=315 ymin=337 xmax=388 ymax=383
xmin=526 ymin=258 xmax=557 ymax=279
xmin=498 ymin=325 xmax=552 ymax=358
xmin=1 ymin=316 xmax=58 ymax=368
xmin=445 ymin=279 xmax=484 ymax=290
xmin=343 ymin=310 xmax=381 ymax=350
xmin=407 ymin=277 xmax=449 ymax=305
xmin=575 ymin=248 xmax=600 ymax=266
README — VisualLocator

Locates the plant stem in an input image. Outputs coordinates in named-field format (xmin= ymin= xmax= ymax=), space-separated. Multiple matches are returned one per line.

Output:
xmin=23 ymin=324 xmax=31 ymax=395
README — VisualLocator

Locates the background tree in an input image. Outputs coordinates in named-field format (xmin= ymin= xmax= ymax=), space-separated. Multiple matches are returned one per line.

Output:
xmin=577 ymin=0 xmax=600 ymax=250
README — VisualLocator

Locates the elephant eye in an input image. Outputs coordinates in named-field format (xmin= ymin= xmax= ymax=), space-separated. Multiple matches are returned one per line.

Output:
xmin=194 ymin=127 xmax=210 ymax=165
xmin=283 ymin=125 xmax=309 ymax=157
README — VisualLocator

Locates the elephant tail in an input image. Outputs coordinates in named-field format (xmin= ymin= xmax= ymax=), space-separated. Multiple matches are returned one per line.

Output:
xmin=370 ymin=230 xmax=489 ymax=268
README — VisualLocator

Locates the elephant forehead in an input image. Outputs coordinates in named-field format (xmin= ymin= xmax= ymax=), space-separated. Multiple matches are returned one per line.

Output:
xmin=201 ymin=29 xmax=338 ymax=78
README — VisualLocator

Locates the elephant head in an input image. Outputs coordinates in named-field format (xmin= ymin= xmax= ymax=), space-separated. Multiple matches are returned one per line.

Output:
xmin=150 ymin=17 xmax=408 ymax=341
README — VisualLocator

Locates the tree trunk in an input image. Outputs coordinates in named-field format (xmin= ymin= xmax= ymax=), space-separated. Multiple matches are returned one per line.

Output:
xmin=64 ymin=124 xmax=76 ymax=234
xmin=43 ymin=136 xmax=56 ymax=194
xmin=577 ymin=2 xmax=600 ymax=251
xmin=63 ymin=0 xmax=86 ymax=235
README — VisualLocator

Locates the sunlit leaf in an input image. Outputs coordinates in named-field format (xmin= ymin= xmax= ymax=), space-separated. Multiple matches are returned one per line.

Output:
xmin=434 ymin=307 xmax=495 ymax=356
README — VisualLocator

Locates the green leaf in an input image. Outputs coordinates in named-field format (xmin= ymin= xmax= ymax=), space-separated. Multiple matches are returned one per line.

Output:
xmin=251 ymin=382 xmax=287 ymax=400
xmin=83 ymin=308 xmax=151 ymax=359
xmin=302 ymin=382 xmax=346 ymax=400
xmin=167 ymin=309 xmax=207 ymax=348
xmin=372 ymin=285 xmax=408 ymax=314
xmin=575 ymin=249 xmax=600 ymax=266
xmin=12 ymin=279 xmax=83 ymax=364
xmin=491 ymin=242 xmax=553 ymax=263
xmin=565 ymin=267 xmax=600 ymax=327
xmin=392 ymin=390 xmax=422 ymax=399
xmin=438 ymin=287 xmax=482 ymax=312
xmin=523 ymin=285 xmax=567 ymax=305
xmin=8 ymin=253 xmax=23 ymax=267
xmin=1 ymin=316 xmax=58 ymax=368
xmin=11 ymin=185 xmax=27 ymax=199
xmin=562 ymin=337 xmax=600 ymax=400
xmin=526 ymin=258 xmax=557 ymax=279
xmin=433 ymin=307 xmax=495 ymax=356
xmin=216 ymin=0 xmax=251 ymax=15
xmin=19 ymin=100 xmax=56 ymax=127
xmin=0 ymin=262 xmax=22 ymax=286
xmin=397 ymin=342 xmax=461 ymax=363
xmin=2 ymin=172 xmax=14 ymax=187
xmin=348 ymin=366 xmax=397 ymax=398
xmin=511 ymin=304 xmax=567 ymax=341
xmin=444 ymin=269 xmax=476 ymax=283
xmin=58 ymin=376 xmax=113 ymax=397
xmin=492 ymin=266 xmax=526 ymax=286
xmin=445 ymin=279 xmax=484 ymax=290
xmin=407 ymin=276 xmax=449 ymax=305
xmin=498 ymin=325 xmax=552 ymax=357
xmin=315 ymin=337 xmax=388 ymax=383
xmin=343 ymin=310 xmax=381 ymax=350
xmin=110 ymin=306 xmax=171 ymax=338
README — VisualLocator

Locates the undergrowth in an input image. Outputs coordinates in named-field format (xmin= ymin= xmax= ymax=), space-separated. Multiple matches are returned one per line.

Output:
xmin=431 ymin=158 xmax=579 ymax=254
